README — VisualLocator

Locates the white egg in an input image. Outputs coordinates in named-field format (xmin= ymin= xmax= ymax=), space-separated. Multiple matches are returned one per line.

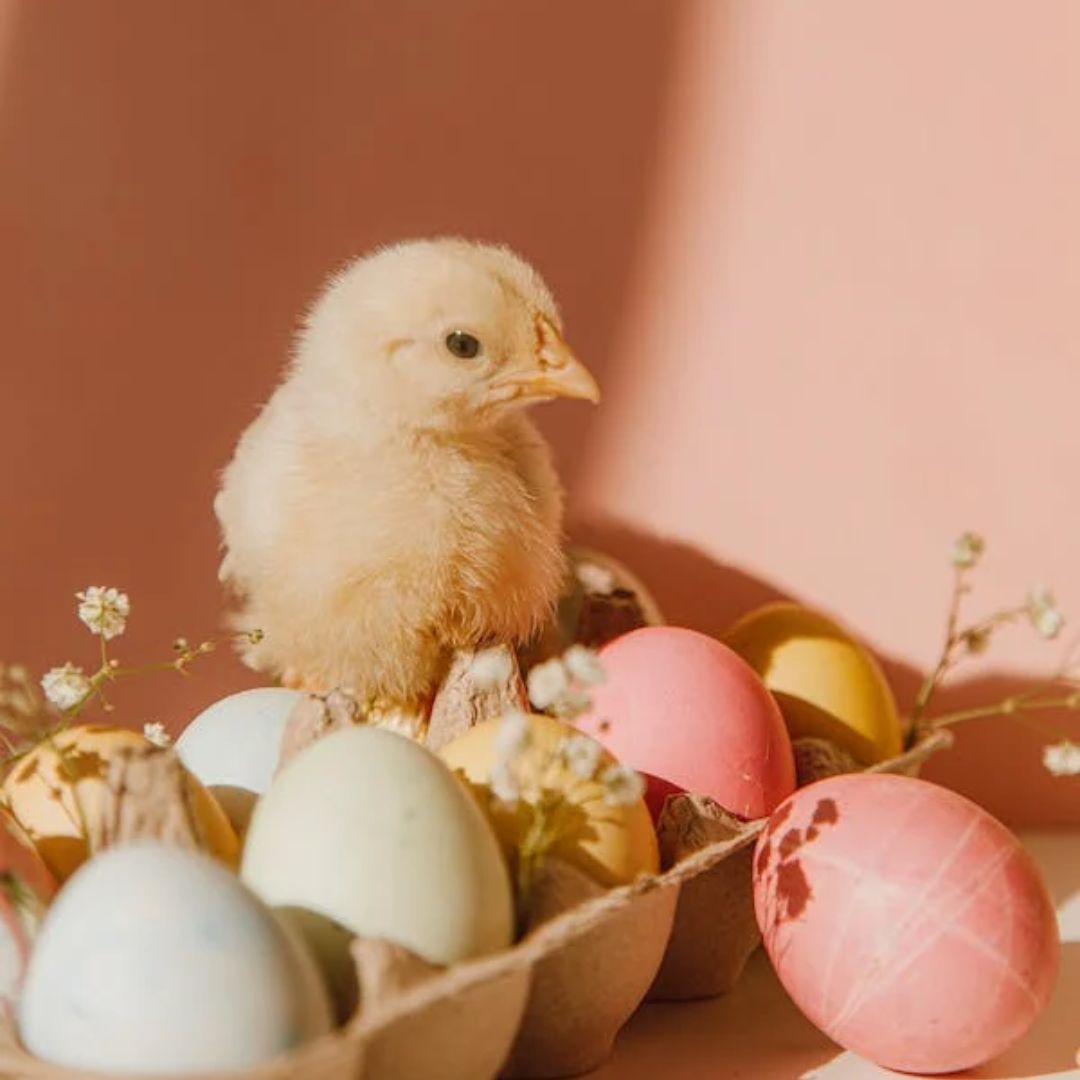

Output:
xmin=18 ymin=842 xmax=333 ymax=1073
xmin=242 ymin=726 xmax=514 ymax=974
xmin=176 ymin=688 xmax=303 ymax=833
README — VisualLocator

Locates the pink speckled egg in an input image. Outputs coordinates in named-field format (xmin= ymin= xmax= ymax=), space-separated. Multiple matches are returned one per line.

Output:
xmin=577 ymin=627 xmax=796 ymax=818
xmin=753 ymin=773 xmax=1059 ymax=1074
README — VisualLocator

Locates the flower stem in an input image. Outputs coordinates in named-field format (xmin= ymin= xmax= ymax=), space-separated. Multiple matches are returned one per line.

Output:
xmin=930 ymin=694 xmax=1080 ymax=734
xmin=912 ymin=567 xmax=967 ymax=724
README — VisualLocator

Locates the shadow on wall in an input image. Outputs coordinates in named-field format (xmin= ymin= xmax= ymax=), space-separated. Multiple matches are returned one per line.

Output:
xmin=0 ymin=0 xmax=685 ymax=728
xmin=570 ymin=516 xmax=1080 ymax=827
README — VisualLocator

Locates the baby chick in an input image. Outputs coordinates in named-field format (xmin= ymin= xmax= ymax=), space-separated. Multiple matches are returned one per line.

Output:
xmin=216 ymin=238 xmax=599 ymax=711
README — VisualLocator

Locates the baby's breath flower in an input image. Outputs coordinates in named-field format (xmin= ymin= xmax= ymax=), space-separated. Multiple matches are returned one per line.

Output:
xmin=547 ymin=687 xmax=593 ymax=720
xmin=491 ymin=760 xmax=520 ymax=806
xmin=951 ymin=532 xmax=985 ymax=569
xmin=558 ymin=733 xmax=603 ymax=780
xmin=491 ymin=710 xmax=531 ymax=807
xmin=142 ymin=722 xmax=172 ymax=748
xmin=527 ymin=658 xmax=570 ymax=712
xmin=1027 ymin=587 xmax=1065 ymax=640
xmin=40 ymin=663 xmax=91 ymax=711
xmin=1042 ymin=740 xmax=1080 ymax=777
xmin=469 ymin=647 xmax=514 ymax=690
xmin=600 ymin=763 xmax=645 ymax=807
xmin=575 ymin=560 xmax=616 ymax=596
xmin=495 ymin=708 xmax=530 ymax=762
xmin=76 ymin=586 xmax=130 ymax=641
xmin=563 ymin=645 xmax=606 ymax=686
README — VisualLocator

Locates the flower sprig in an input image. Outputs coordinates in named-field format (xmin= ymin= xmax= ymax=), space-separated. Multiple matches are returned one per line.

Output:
xmin=0 ymin=586 xmax=261 ymax=759
xmin=914 ymin=534 xmax=1080 ymax=776
xmin=469 ymin=644 xmax=644 ymax=916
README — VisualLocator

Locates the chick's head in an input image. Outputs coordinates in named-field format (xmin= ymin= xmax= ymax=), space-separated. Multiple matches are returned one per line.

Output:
xmin=292 ymin=238 xmax=599 ymax=431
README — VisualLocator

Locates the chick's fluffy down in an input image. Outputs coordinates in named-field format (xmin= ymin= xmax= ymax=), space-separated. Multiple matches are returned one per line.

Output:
xmin=216 ymin=239 xmax=576 ymax=703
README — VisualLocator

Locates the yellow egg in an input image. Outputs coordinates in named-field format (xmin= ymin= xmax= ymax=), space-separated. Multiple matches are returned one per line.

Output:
xmin=439 ymin=714 xmax=659 ymax=888
xmin=724 ymin=603 xmax=903 ymax=765
xmin=1 ymin=725 xmax=240 ymax=881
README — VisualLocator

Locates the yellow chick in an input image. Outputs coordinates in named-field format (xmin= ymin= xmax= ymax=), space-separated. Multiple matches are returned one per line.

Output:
xmin=216 ymin=239 xmax=599 ymax=710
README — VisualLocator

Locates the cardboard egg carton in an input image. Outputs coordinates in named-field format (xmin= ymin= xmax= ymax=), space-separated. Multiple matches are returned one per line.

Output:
xmin=0 ymin=862 xmax=678 ymax=1080
xmin=0 ymin=720 xmax=949 ymax=1080
xmin=0 ymin=552 xmax=955 ymax=1080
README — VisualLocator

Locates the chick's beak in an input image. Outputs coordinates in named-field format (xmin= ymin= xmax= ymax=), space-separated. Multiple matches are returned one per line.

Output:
xmin=530 ymin=315 xmax=601 ymax=403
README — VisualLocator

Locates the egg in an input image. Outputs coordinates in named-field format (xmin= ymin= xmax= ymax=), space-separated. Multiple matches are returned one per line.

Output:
xmin=176 ymin=687 xmax=303 ymax=833
xmin=440 ymin=714 xmax=659 ymax=888
xmin=2 ymin=725 xmax=239 ymax=881
xmin=242 ymin=726 xmax=514 ymax=979
xmin=0 ymin=811 xmax=55 ymax=1015
xmin=577 ymin=627 xmax=796 ymax=818
xmin=753 ymin=774 xmax=1058 ymax=1073
xmin=18 ymin=842 xmax=332 ymax=1072
xmin=725 ymin=603 xmax=903 ymax=764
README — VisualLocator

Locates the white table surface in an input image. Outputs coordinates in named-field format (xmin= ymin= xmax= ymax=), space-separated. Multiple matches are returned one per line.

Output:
xmin=590 ymin=831 xmax=1080 ymax=1080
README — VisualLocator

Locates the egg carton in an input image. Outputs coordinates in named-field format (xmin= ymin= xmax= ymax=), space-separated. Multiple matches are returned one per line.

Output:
xmin=0 ymin=546 xmax=953 ymax=1080
xmin=0 ymin=726 xmax=951 ymax=1080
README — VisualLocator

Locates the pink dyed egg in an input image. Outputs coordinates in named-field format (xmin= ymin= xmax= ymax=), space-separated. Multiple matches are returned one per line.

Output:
xmin=753 ymin=773 xmax=1058 ymax=1074
xmin=577 ymin=627 xmax=795 ymax=818
xmin=0 ymin=810 xmax=56 ymax=1014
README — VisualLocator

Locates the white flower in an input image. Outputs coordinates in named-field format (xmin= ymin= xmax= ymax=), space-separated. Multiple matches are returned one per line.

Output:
xmin=1042 ymin=740 xmax=1080 ymax=777
xmin=143 ymin=722 xmax=172 ymax=748
xmin=495 ymin=709 xmax=531 ymax=762
xmin=548 ymin=687 xmax=593 ymax=720
xmin=600 ymin=763 xmax=645 ymax=806
xmin=562 ymin=645 xmax=606 ymax=686
xmin=41 ymin=663 xmax=91 ymax=711
xmin=491 ymin=710 xmax=531 ymax=806
xmin=950 ymin=532 xmax=985 ymax=569
xmin=490 ymin=760 xmax=520 ymax=805
xmin=575 ymin=560 xmax=616 ymax=596
xmin=527 ymin=659 xmax=570 ymax=711
xmin=76 ymin=586 xmax=130 ymax=641
xmin=469 ymin=647 xmax=514 ymax=689
xmin=558 ymin=733 xmax=603 ymax=780
xmin=1027 ymin=587 xmax=1065 ymax=640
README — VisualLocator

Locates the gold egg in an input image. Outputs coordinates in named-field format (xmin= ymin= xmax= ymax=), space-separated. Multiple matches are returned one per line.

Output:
xmin=439 ymin=714 xmax=658 ymax=889
xmin=725 ymin=603 xmax=904 ymax=765
xmin=2 ymin=725 xmax=239 ymax=881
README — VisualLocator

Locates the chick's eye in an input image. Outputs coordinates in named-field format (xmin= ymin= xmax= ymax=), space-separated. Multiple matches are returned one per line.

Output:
xmin=445 ymin=330 xmax=481 ymax=360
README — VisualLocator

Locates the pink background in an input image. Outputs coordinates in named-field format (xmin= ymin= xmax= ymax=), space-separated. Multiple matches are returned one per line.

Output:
xmin=1 ymin=1 xmax=1077 ymax=824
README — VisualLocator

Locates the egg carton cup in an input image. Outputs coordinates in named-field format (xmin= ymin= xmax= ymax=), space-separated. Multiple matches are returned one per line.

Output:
xmin=349 ymin=937 xmax=533 ymax=1080
xmin=519 ymin=546 xmax=664 ymax=671
xmin=646 ymin=725 xmax=955 ymax=1003
xmin=351 ymin=855 xmax=678 ymax=1080
xmin=347 ymin=855 xmax=677 ymax=1080
xmin=502 ymin=861 xmax=678 ymax=1078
